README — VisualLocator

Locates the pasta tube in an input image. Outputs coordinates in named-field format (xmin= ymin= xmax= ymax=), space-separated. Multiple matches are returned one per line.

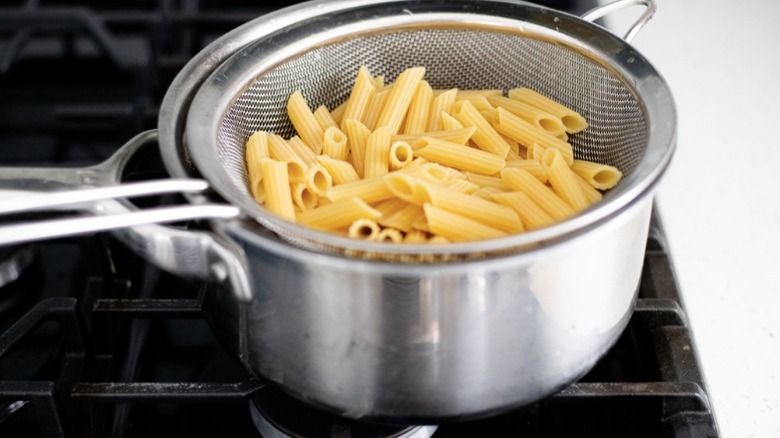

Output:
xmin=403 ymin=229 xmax=428 ymax=243
xmin=325 ymin=176 xmax=394 ymax=203
xmin=348 ymin=218 xmax=381 ymax=240
xmin=508 ymin=88 xmax=588 ymax=133
xmin=427 ymin=88 xmax=457 ymax=131
xmin=403 ymin=80 xmax=432 ymax=134
xmin=393 ymin=126 xmax=475 ymax=146
xmin=376 ymin=228 xmax=404 ymax=243
xmin=541 ymin=148 xmax=590 ymax=211
xmin=297 ymin=197 xmax=381 ymax=230
xmin=416 ymin=181 xmax=523 ymax=233
xmin=322 ymin=126 xmax=348 ymax=161
xmin=389 ymin=140 xmax=413 ymax=170
xmin=260 ymin=158 xmax=295 ymax=221
xmin=291 ymin=182 xmax=318 ymax=211
xmin=364 ymin=126 xmax=392 ymax=178
xmin=314 ymin=105 xmax=338 ymax=130
xmin=287 ymin=135 xmax=318 ymax=167
xmin=486 ymin=95 xmax=566 ymax=136
xmin=570 ymin=160 xmax=623 ymax=190
xmin=413 ymin=137 xmax=505 ymax=175
xmin=268 ymin=134 xmax=307 ymax=182
xmin=344 ymin=119 xmax=371 ymax=178
xmin=423 ymin=204 xmax=507 ymax=242
xmin=331 ymin=101 xmax=346 ymax=125
xmin=376 ymin=67 xmax=426 ymax=133
xmin=287 ymin=91 xmax=324 ymax=153
xmin=500 ymin=167 xmax=575 ymax=221
xmin=451 ymin=100 xmax=511 ymax=158
xmin=363 ymin=88 xmax=390 ymax=130
xmin=378 ymin=203 xmax=424 ymax=232
xmin=491 ymin=191 xmax=555 ymax=230
xmin=465 ymin=173 xmax=510 ymax=191
xmin=494 ymin=107 xmax=574 ymax=164
xmin=316 ymin=155 xmax=360 ymax=185
xmin=440 ymin=112 xmax=464 ymax=131
xmin=245 ymin=131 xmax=270 ymax=202
xmin=341 ymin=66 xmax=375 ymax=129
xmin=505 ymin=159 xmax=547 ymax=183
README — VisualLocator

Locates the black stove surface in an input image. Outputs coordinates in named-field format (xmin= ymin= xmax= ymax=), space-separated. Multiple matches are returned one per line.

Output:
xmin=0 ymin=1 xmax=718 ymax=437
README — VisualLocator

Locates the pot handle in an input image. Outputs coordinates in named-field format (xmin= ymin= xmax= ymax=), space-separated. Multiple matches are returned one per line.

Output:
xmin=581 ymin=0 xmax=657 ymax=43
xmin=0 ymin=130 xmax=253 ymax=302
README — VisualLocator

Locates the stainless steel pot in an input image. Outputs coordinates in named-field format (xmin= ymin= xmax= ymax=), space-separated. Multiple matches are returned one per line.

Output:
xmin=0 ymin=0 xmax=675 ymax=423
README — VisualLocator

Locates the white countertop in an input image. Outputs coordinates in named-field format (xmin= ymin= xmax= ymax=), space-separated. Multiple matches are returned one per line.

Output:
xmin=601 ymin=1 xmax=780 ymax=437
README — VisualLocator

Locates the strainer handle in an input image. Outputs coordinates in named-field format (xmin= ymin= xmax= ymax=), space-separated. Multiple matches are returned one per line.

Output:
xmin=581 ymin=0 xmax=657 ymax=43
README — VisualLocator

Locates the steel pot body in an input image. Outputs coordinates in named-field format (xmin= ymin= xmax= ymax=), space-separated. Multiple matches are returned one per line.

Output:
xmin=200 ymin=196 xmax=651 ymax=421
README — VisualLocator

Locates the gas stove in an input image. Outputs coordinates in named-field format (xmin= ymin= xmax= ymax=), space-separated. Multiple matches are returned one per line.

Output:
xmin=0 ymin=1 xmax=718 ymax=437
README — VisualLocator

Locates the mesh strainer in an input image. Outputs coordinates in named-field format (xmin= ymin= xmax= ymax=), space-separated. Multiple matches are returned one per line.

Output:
xmin=184 ymin=0 xmax=675 ymax=261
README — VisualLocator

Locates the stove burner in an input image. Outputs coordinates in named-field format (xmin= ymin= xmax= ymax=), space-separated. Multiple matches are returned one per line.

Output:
xmin=249 ymin=388 xmax=437 ymax=438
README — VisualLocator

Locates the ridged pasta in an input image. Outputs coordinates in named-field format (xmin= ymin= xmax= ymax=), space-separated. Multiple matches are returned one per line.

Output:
xmin=427 ymin=88 xmax=457 ymax=131
xmin=494 ymin=108 xmax=574 ymax=165
xmin=376 ymin=67 xmax=425 ymax=133
xmin=451 ymin=100 xmax=511 ymax=158
xmin=260 ymin=158 xmax=295 ymax=221
xmin=413 ymin=137 xmax=505 ymax=175
xmin=297 ymin=197 xmax=381 ymax=230
xmin=500 ymin=167 xmax=575 ymax=221
xmin=570 ymin=160 xmax=623 ymax=190
xmin=287 ymin=91 xmax=324 ymax=153
xmin=508 ymin=88 xmax=588 ymax=133
xmin=403 ymin=80 xmax=432 ymax=134
xmin=423 ymin=204 xmax=507 ymax=242
xmin=341 ymin=66 xmax=375 ymax=129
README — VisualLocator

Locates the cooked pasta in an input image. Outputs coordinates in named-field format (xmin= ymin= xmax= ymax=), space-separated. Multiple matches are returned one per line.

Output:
xmin=403 ymin=80 xmax=432 ymax=134
xmin=297 ymin=197 xmax=381 ymax=230
xmin=423 ymin=204 xmax=507 ymax=242
xmin=427 ymin=88 xmax=457 ymax=131
xmin=375 ymin=67 xmax=425 ymax=133
xmin=243 ymin=66 xmax=623 ymax=244
xmin=451 ymin=100 xmax=511 ymax=158
xmin=413 ymin=137 xmax=505 ymax=175
xmin=260 ymin=158 xmax=295 ymax=221
xmin=287 ymin=91 xmax=324 ymax=153
xmin=508 ymin=88 xmax=588 ymax=133
xmin=570 ymin=160 xmax=623 ymax=190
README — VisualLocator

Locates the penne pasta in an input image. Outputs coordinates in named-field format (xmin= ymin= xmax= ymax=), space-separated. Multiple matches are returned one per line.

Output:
xmin=260 ymin=158 xmax=295 ymax=221
xmin=325 ymin=175 xmax=394 ymax=204
xmin=403 ymin=80 xmax=433 ymax=134
xmin=505 ymin=159 xmax=547 ymax=183
xmin=376 ymin=67 xmax=426 ymax=133
xmin=472 ymin=186 xmax=506 ymax=201
xmin=287 ymin=135 xmax=318 ymax=167
xmin=570 ymin=159 xmax=623 ymax=190
xmin=268 ymin=133 xmax=307 ymax=182
xmin=393 ymin=126 xmax=475 ymax=146
xmin=413 ymin=137 xmax=505 ymax=175
xmin=344 ymin=119 xmax=371 ymax=178
xmin=453 ymin=89 xmax=502 ymax=99
xmin=375 ymin=228 xmax=404 ymax=243
xmin=245 ymin=130 xmax=270 ymax=202
xmin=384 ymin=173 xmax=429 ymax=205
xmin=389 ymin=140 xmax=414 ymax=170
xmin=316 ymin=155 xmax=360 ymax=185
xmin=451 ymin=100 xmax=511 ymax=158
xmin=398 ymin=162 xmax=450 ymax=185
xmin=440 ymin=111 xmax=464 ymax=131
xmin=465 ymin=172 xmax=510 ymax=191
xmin=378 ymin=203 xmax=424 ymax=232
xmin=304 ymin=166 xmax=333 ymax=196
xmin=494 ymin=107 xmax=574 ymax=164
xmin=423 ymin=204 xmax=507 ymax=242
xmin=508 ymin=88 xmax=588 ymax=133
xmin=287 ymin=91 xmax=325 ymax=153
xmin=314 ymin=105 xmax=339 ymax=130
xmin=500 ymin=167 xmax=575 ymax=221
xmin=348 ymin=218 xmax=381 ymax=240
xmin=341 ymin=66 xmax=375 ymax=129
xmin=416 ymin=181 xmax=523 ymax=233
xmin=445 ymin=178 xmax=480 ymax=194
xmin=491 ymin=191 xmax=556 ymax=230
xmin=541 ymin=148 xmax=590 ymax=211
xmin=486 ymin=95 xmax=566 ymax=136
xmin=364 ymin=126 xmax=392 ymax=178
xmin=363 ymin=88 xmax=390 ymax=130
xmin=427 ymin=88 xmax=457 ymax=131
xmin=331 ymin=101 xmax=347 ymax=125
xmin=403 ymin=229 xmax=428 ymax=243
xmin=297 ymin=197 xmax=381 ymax=230
xmin=322 ymin=126 xmax=349 ymax=161
xmin=573 ymin=173 xmax=604 ymax=204
xmin=291 ymin=182 xmax=318 ymax=211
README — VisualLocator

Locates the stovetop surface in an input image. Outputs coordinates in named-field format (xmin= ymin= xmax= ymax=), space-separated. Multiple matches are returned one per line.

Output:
xmin=0 ymin=1 xmax=718 ymax=437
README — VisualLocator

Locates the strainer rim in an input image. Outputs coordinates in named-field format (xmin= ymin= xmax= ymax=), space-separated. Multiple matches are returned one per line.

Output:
xmin=184 ymin=0 xmax=676 ymax=258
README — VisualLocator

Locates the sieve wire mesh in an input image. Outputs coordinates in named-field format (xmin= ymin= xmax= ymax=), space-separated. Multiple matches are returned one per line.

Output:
xmin=216 ymin=28 xmax=648 ymax=259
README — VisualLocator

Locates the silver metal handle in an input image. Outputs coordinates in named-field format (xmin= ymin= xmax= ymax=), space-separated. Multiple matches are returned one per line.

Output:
xmin=581 ymin=0 xmax=657 ymax=43
xmin=0 ymin=179 xmax=208 ymax=215
xmin=0 ymin=204 xmax=239 ymax=246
